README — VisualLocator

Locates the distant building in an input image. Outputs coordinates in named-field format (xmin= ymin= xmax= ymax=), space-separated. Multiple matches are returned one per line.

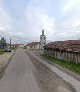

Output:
xmin=40 ymin=29 xmax=46 ymax=49
xmin=18 ymin=44 xmax=24 ymax=48
xmin=26 ymin=29 xmax=46 ymax=50
xmin=12 ymin=44 xmax=24 ymax=48
xmin=26 ymin=42 xmax=41 ymax=50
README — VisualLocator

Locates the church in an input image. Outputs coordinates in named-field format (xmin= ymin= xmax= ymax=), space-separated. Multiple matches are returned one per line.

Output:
xmin=26 ymin=29 xmax=46 ymax=50
xmin=40 ymin=29 xmax=46 ymax=49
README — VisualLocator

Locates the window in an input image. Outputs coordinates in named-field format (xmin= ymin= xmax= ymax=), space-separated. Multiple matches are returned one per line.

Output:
xmin=44 ymin=37 xmax=45 ymax=40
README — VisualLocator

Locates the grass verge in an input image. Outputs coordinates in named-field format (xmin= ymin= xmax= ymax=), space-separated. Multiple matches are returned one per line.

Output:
xmin=41 ymin=53 xmax=80 ymax=75
xmin=0 ymin=49 xmax=5 ymax=55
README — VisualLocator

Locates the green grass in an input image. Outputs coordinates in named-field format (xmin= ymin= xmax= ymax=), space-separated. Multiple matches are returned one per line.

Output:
xmin=0 ymin=49 xmax=5 ymax=55
xmin=41 ymin=54 xmax=80 ymax=75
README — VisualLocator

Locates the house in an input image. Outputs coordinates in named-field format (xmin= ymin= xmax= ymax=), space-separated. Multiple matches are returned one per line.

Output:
xmin=18 ymin=44 xmax=24 ymax=48
xmin=26 ymin=42 xmax=41 ymax=50
xmin=10 ymin=44 xmax=18 ymax=48
xmin=10 ymin=44 xmax=24 ymax=48
xmin=44 ymin=40 xmax=80 ymax=64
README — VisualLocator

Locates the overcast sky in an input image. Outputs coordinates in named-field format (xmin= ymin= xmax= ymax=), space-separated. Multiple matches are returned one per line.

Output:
xmin=0 ymin=0 xmax=80 ymax=43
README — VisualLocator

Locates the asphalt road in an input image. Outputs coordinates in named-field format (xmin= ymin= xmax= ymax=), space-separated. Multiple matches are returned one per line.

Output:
xmin=0 ymin=48 xmax=76 ymax=92
xmin=0 ymin=48 xmax=41 ymax=92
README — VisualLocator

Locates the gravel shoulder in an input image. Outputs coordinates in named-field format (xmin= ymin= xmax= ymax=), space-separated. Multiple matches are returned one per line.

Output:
xmin=28 ymin=50 xmax=80 ymax=81
xmin=26 ymin=51 xmax=76 ymax=92
xmin=0 ymin=51 xmax=15 ymax=79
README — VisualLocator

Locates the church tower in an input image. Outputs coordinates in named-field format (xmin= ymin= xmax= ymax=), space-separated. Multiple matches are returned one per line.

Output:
xmin=40 ymin=29 xmax=46 ymax=49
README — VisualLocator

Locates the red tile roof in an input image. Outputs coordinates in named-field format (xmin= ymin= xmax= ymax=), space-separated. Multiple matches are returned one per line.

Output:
xmin=26 ymin=42 xmax=40 ymax=46
xmin=44 ymin=40 xmax=80 ymax=52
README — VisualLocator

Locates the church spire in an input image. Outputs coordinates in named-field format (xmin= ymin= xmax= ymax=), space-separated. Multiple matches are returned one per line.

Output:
xmin=42 ymin=29 xmax=44 ymax=35
xmin=40 ymin=29 xmax=46 ymax=49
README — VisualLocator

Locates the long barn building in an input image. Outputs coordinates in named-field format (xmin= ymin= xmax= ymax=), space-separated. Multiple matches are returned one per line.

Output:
xmin=44 ymin=40 xmax=80 ymax=64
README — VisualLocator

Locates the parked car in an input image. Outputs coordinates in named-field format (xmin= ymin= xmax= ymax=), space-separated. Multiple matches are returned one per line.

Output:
xmin=4 ymin=48 xmax=11 ymax=52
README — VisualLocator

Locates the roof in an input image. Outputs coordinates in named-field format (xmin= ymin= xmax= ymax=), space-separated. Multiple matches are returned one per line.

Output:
xmin=44 ymin=41 xmax=63 ymax=49
xmin=44 ymin=40 xmax=80 ymax=52
xmin=26 ymin=42 xmax=40 ymax=46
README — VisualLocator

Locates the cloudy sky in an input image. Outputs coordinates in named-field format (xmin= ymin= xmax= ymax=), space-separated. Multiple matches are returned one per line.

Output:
xmin=0 ymin=0 xmax=80 ymax=43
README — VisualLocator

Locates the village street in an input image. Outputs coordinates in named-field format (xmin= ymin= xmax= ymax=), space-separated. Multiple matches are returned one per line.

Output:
xmin=0 ymin=48 xmax=77 ymax=92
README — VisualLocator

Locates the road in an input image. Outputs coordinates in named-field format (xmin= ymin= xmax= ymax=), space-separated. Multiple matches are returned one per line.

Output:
xmin=0 ymin=48 xmax=41 ymax=92
xmin=0 ymin=48 xmax=76 ymax=92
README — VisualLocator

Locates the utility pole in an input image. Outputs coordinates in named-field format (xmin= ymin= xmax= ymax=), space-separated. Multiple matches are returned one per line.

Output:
xmin=10 ymin=37 xmax=11 ymax=49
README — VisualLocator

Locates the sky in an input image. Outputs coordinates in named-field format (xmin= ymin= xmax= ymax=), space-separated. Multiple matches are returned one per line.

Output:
xmin=0 ymin=0 xmax=80 ymax=43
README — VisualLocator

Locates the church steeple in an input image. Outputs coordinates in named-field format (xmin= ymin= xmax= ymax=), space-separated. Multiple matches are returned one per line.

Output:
xmin=42 ymin=29 xmax=44 ymax=35
xmin=40 ymin=29 xmax=46 ymax=49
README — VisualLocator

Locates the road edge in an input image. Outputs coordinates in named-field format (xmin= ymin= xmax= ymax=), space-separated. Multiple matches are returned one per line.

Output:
xmin=0 ymin=50 xmax=16 ymax=79
xmin=26 ymin=51 xmax=80 ymax=92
